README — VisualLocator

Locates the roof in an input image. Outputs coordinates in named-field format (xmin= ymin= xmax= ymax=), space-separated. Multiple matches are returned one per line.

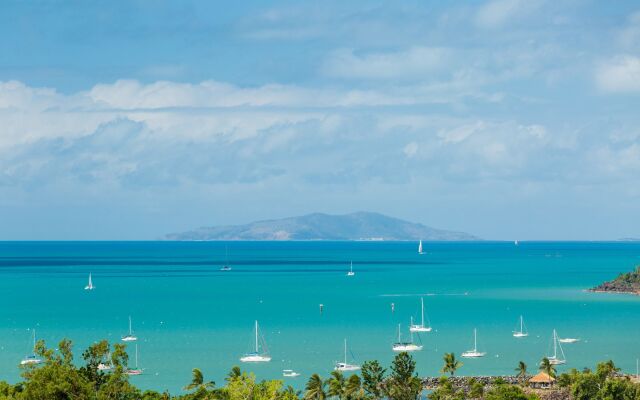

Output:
xmin=529 ymin=372 xmax=556 ymax=383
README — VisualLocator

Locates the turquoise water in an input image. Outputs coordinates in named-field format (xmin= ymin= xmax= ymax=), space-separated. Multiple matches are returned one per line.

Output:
xmin=0 ymin=241 xmax=639 ymax=393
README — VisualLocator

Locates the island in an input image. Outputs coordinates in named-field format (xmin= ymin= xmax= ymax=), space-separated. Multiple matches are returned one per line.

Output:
xmin=590 ymin=266 xmax=640 ymax=295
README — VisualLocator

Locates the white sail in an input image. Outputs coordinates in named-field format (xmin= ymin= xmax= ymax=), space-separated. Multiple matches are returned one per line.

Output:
xmin=20 ymin=329 xmax=43 ymax=365
xmin=122 ymin=316 xmax=138 ymax=342
xmin=347 ymin=261 xmax=355 ymax=276
xmin=547 ymin=329 xmax=567 ymax=365
xmin=335 ymin=339 xmax=360 ymax=371
xmin=392 ymin=324 xmax=423 ymax=352
xmin=410 ymin=297 xmax=432 ymax=332
xmin=461 ymin=328 xmax=486 ymax=358
xmin=241 ymin=321 xmax=271 ymax=362
xmin=84 ymin=273 xmax=95 ymax=290
xmin=418 ymin=240 xmax=424 ymax=254
xmin=513 ymin=315 xmax=528 ymax=338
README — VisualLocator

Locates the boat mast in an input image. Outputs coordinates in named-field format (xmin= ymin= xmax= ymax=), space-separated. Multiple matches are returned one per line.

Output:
xmin=255 ymin=321 xmax=259 ymax=353
xmin=520 ymin=316 xmax=523 ymax=334
xmin=553 ymin=330 xmax=557 ymax=359
xmin=474 ymin=329 xmax=477 ymax=352
xmin=344 ymin=339 xmax=347 ymax=364
xmin=397 ymin=324 xmax=401 ymax=342
xmin=421 ymin=298 xmax=425 ymax=327
xmin=129 ymin=316 xmax=132 ymax=335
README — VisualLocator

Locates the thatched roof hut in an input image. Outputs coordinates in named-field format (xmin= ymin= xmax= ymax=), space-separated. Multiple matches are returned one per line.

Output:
xmin=529 ymin=372 xmax=555 ymax=388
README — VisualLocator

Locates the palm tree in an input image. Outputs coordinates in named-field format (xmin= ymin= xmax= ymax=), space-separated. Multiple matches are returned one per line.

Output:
xmin=184 ymin=368 xmax=215 ymax=399
xmin=344 ymin=374 xmax=364 ymax=400
xmin=440 ymin=353 xmax=463 ymax=376
xmin=305 ymin=374 xmax=327 ymax=400
xmin=226 ymin=366 xmax=242 ymax=381
xmin=515 ymin=361 xmax=527 ymax=384
xmin=539 ymin=357 xmax=557 ymax=378
xmin=327 ymin=370 xmax=346 ymax=399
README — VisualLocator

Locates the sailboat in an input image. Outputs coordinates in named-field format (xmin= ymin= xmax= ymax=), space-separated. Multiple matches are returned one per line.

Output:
xmin=513 ymin=315 xmax=528 ymax=338
xmin=84 ymin=273 xmax=95 ymax=290
xmin=418 ymin=240 xmax=424 ymax=254
xmin=558 ymin=335 xmax=580 ymax=344
xmin=347 ymin=261 xmax=355 ymax=277
xmin=97 ymin=352 xmax=113 ymax=371
xmin=461 ymin=329 xmax=486 ymax=358
xmin=20 ymin=329 xmax=43 ymax=365
xmin=410 ymin=297 xmax=432 ymax=332
xmin=546 ymin=329 xmax=567 ymax=365
xmin=121 ymin=316 xmax=138 ymax=342
xmin=514 ymin=240 xmax=519 ymax=246
xmin=220 ymin=246 xmax=232 ymax=271
xmin=335 ymin=339 xmax=360 ymax=371
xmin=240 ymin=320 xmax=271 ymax=362
xmin=125 ymin=344 xmax=143 ymax=375
xmin=283 ymin=369 xmax=301 ymax=377
xmin=392 ymin=324 xmax=423 ymax=352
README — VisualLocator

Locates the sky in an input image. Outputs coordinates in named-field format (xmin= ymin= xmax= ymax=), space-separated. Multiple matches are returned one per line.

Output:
xmin=1 ymin=0 xmax=639 ymax=240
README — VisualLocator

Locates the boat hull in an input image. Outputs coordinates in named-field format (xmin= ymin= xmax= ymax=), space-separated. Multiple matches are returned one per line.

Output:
xmin=335 ymin=362 xmax=361 ymax=371
xmin=392 ymin=343 xmax=422 ymax=352
xmin=410 ymin=326 xmax=432 ymax=333
xmin=240 ymin=355 xmax=271 ymax=363
xmin=461 ymin=351 xmax=486 ymax=358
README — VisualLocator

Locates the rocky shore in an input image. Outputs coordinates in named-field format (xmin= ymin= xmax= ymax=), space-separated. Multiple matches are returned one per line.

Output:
xmin=422 ymin=375 xmax=523 ymax=389
xmin=589 ymin=266 xmax=640 ymax=295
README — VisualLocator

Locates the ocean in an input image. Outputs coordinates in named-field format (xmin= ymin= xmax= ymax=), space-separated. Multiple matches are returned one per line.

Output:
xmin=0 ymin=241 xmax=638 ymax=393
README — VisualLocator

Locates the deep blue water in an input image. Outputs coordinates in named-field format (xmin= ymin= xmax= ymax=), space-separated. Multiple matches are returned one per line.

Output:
xmin=0 ymin=241 xmax=639 ymax=393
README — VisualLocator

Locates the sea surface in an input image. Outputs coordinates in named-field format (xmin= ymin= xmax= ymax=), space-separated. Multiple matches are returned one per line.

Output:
xmin=0 ymin=241 xmax=639 ymax=393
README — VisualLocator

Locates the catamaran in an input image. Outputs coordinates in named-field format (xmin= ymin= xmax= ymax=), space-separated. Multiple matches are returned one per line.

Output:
xmin=418 ymin=240 xmax=424 ymax=254
xmin=347 ymin=261 xmax=355 ymax=277
xmin=126 ymin=344 xmax=143 ymax=375
xmin=546 ymin=329 xmax=567 ymax=365
xmin=335 ymin=339 xmax=360 ymax=371
xmin=283 ymin=369 xmax=301 ymax=377
xmin=392 ymin=324 xmax=423 ymax=352
xmin=410 ymin=297 xmax=432 ymax=332
xmin=461 ymin=329 xmax=486 ymax=358
xmin=84 ymin=273 xmax=95 ymax=290
xmin=20 ymin=330 xmax=43 ymax=365
xmin=121 ymin=316 xmax=138 ymax=342
xmin=513 ymin=315 xmax=528 ymax=338
xmin=240 ymin=320 xmax=271 ymax=362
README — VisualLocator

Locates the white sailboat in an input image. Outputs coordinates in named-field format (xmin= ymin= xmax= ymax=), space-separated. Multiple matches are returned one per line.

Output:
xmin=547 ymin=329 xmax=567 ymax=365
xmin=347 ymin=261 xmax=355 ymax=277
xmin=97 ymin=352 xmax=113 ymax=371
xmin=461 ymin=329 xmax=486 ymax=358
xmin=121 ymin=316 xmax=138 ymax=342
xmin=84 ymin=273 xmax=95 ymax=290
xmin=392 ymin=324 xmax=423 ymax=352
xmin=410 ymin=297 xmax=432 ymax=333
xmin=126 ymin=344 xmax=143 ymax=375
xmin=283 ymin=369 xmax=301 ymax=377
xmin=240 ymin=320 xmax=271 ymax=362
xmin=513 ymin=315 xmax=528 ymax=338
xmin=335 ymin=339 xmax=360 ymax=371
xmin=418 ymin=240 xmax=424 ymax=254
xmin=558 ymin=335 xmax=580 ymax=343
xmin=20 ymin=329 xmax=43 ymax=365
xmin=220 ymin=246 xmax=232 ymax=271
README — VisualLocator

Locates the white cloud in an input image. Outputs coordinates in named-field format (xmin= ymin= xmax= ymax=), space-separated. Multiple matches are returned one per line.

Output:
xmin=475 ymin=0 xmax=542 ymax=29
xmin=322 ymin=47 xmax=452 ymax=80
xmin=596 ymin=55 xmax=640 ymax=93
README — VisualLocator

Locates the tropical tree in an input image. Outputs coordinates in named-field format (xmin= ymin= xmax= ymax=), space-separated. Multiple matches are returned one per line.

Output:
xmin=305 ymin=374 xmax=327 ymax=400
xmin=184 ymin=368 xmax=215 ymax=399
xmin=385 ymin=352 xmax=422 ymax=400
xmin=344 ymin=374 xmax=365 ymax=400
xmin=468 ymin=378 xmax=484 ymax=399
xmin=361 ymin=360 xmax=385 ymax=400
xmin=327 ymin=370 xmax=346 ymax=400
xmin=596 ymin=360 xmax=620 ymax=381
xmin=539 ymin=357 xmax=556 ymax=378
xmin=515 ymin=361 xmax=527 ymax=384
xmin=440 ymin=353 xmax=463 ymax=376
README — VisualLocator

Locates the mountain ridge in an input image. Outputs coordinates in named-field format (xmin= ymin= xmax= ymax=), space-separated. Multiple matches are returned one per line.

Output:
xmin=163 ymin=211 xmax=479 ymax=241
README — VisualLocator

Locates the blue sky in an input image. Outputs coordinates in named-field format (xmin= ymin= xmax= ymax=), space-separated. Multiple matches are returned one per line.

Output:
xmin=1 ymin=0 xmax=639 ymax=240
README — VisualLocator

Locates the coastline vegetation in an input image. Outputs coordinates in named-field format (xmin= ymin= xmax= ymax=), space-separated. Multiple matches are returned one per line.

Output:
xmin=591 ymin=266 xmax=640 ymax=294
xmin=1 ymin=339 xmax=639 ymax=400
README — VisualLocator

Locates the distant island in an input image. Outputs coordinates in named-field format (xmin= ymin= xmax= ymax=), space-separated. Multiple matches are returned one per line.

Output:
xmin=163 ymin=211 xmax=479 ymax=241
xmin=591 ymin=266 xmax=640 ymax=295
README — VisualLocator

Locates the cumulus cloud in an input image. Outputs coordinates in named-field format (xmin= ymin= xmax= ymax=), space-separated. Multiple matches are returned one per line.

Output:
xmin=475 ymin=0 xmax=542 ymax=29
xmin=596 ymin=55 xmax=640 ymax=93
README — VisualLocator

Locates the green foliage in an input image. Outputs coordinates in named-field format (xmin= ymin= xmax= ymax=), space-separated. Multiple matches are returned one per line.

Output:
xmin=484 ymin=385 xmax=538 ymax=400
xmin=468 ymin=379 xmax=484 ymax=399
xmin=441 ymin=353 xmax=463 ymax=377
xmin=384 ymin=352 xmax=422 ymax=400
xmin=571 ymin=372 xmax=600 ymax=400
xmin=426 ymin=376 xmax=463 ymax=400
xmin=305 ymin=374 xmax=327 ymax=400
xmin=361 ymin=360 xmax=385 ymax=400
xmin=514 ymin=361 xmax=527 ymax=385
xmin=327 ymin=370 xmax=346 ymax=399
xmin=538 ymin=357 xmax=556 ymax=378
